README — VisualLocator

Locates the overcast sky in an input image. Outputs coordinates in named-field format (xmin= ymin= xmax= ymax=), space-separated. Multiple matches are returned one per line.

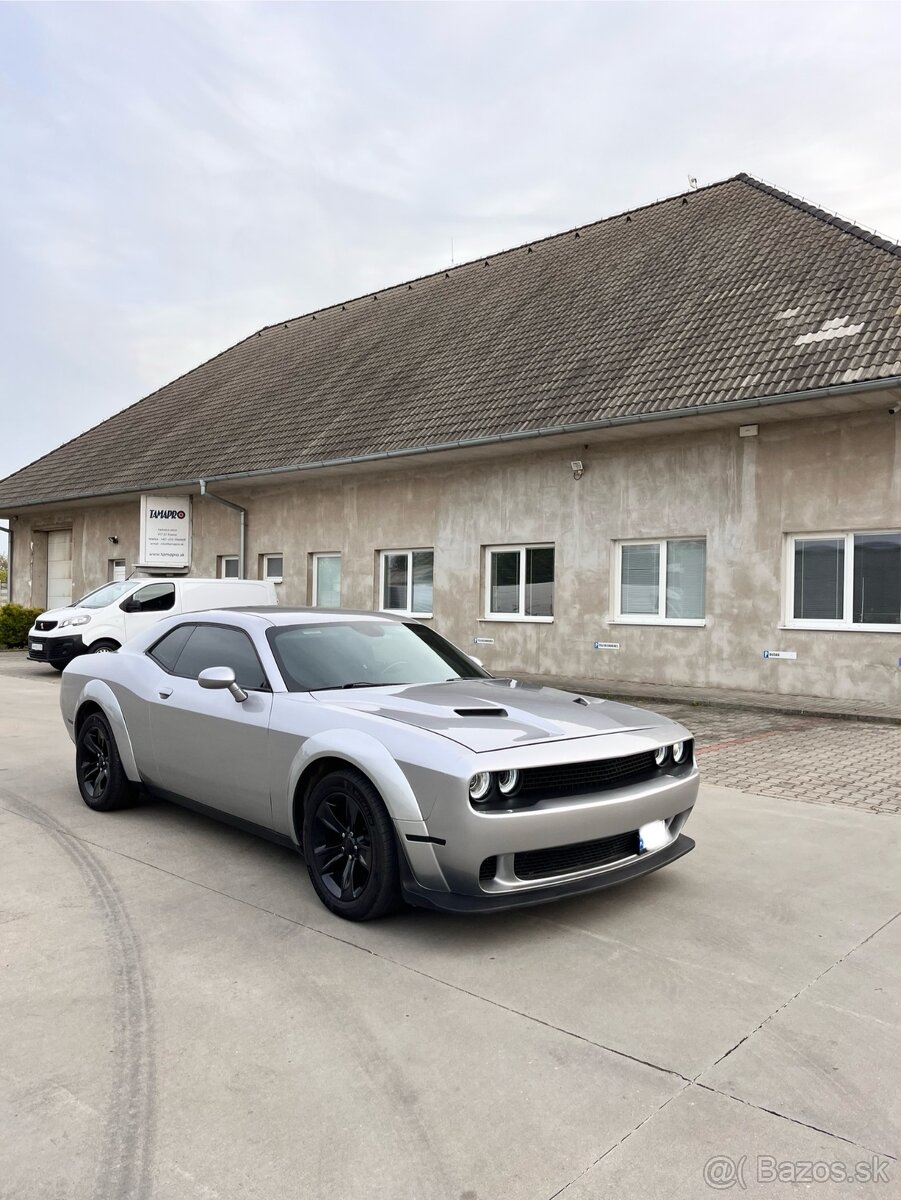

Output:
xmin=2 ymin=1 xmax=900 ymax=553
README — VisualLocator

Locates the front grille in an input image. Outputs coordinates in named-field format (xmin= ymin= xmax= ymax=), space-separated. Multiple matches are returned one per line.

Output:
xmin=514 ymin=830 xmax=641 ymax=881
xmin=519 ymin=750 xmax=659 ymax=799
xmin=36 ymin=619 xmax=58 ymax=631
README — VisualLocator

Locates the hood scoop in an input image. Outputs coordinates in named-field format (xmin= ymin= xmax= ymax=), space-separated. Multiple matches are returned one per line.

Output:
xmin=454 ymin=707 xmax=509 ymax=718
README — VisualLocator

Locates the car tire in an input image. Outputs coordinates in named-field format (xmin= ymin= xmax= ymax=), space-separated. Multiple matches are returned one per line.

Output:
xmin=303 ymin=768 xmax=402 ymax=921
xmin=90 ymin=640 xmax=120 ymax=654
xmin=75 ymin=712 xmax=139 ymax=812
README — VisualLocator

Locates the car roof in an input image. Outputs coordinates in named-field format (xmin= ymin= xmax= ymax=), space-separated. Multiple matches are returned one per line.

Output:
xmin=215 ymin=607 xmax=411 ymax=627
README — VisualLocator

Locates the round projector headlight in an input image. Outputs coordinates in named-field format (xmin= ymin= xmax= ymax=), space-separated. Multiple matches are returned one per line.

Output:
xmin=654 ymin=746 xmax=668 ymax=766
xmin=672 ymin=741 xmax=686 ymax=763
xmin=469 ymin=772 xmax=493 ymax=802
xmin=498 ymin=769 xmax=520 ymax=796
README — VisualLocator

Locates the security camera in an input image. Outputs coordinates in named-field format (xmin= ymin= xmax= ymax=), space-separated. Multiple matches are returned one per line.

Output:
xmin=108 ymin=535 xmax=119 ymax=544
xmin=889 ymin=405 xmax=901 ymax=415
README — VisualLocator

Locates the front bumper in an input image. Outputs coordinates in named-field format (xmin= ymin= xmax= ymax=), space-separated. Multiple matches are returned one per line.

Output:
xmin=402 ymin=833 xmax=695 ymax=912
xmin=27 ymin=633 xmax=86 ymax=667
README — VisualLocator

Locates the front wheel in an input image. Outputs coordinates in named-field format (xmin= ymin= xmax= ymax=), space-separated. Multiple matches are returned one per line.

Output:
xmin=303 ymin=769 xmax=402 ymax=921
xmin=90 ymin=640 xmax=120 ymax=654
xmin=75 ymin=712 xmax=138 ymax=811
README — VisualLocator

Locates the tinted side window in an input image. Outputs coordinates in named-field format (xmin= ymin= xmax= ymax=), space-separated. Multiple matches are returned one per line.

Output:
xmin=171 ymin=626 xmax=268 ymax=690
xmin=128 ymin=583 xmax=176 ymax=613
xmin=148 ymin=624 xmax=195 ymax=672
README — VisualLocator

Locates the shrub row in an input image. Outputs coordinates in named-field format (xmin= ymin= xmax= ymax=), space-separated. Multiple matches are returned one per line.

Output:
xmin=0 ymin=604 xmax=43 ymax=648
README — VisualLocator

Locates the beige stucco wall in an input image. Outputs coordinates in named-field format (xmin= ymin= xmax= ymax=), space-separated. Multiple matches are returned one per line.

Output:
xmin=8 ymin=408 xmax=901 ymax=706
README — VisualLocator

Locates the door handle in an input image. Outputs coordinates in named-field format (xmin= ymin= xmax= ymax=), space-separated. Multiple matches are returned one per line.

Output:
xmin=158 ymin=687 xmax=173 ymax=699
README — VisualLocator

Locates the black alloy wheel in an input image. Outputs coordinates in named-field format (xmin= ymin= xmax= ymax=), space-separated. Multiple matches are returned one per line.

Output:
xmin=75 ymin=712 xmax=138 ymax=811
xmin=303 ymin=769 xmax=401 ymax=920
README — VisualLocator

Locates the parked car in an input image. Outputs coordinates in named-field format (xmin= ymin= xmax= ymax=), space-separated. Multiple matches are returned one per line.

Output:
xmin=29 ymin=576 xmax=277 ymax=670
xmin=59 ymin=608 xmax=699 ymax=920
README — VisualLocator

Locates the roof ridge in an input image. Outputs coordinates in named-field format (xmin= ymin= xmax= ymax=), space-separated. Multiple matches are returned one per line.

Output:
xmin=735 ymin=172 xmax=901 ymax=259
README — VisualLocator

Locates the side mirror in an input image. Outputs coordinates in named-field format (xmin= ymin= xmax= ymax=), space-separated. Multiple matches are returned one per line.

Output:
xmin=198 ymin=665 xmax=247 ymax=703
xmin=468 ymin=655 xmax=484 ymax=668
xmin=120 ymin=599 xmax=139 ymax=612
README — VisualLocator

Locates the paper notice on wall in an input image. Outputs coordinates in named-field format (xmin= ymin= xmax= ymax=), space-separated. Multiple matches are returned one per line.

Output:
xmin=139 ymin=495 xmax=192 ymax=568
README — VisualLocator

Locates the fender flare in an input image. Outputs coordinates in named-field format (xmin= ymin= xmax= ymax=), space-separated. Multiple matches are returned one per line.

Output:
xmin=82 ymin=625 xmax=123 ymax=649
xmin=76 ymin=680 xmax=141 ymax=783
xmin=286 ymin=730 xmax=431 ymax=832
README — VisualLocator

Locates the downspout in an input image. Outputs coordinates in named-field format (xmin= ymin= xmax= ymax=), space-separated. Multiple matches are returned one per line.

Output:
xmin=0 ymin=523 xmax=11 ymax=603
xmin=198 ymin=480 xmax=246 ymax=579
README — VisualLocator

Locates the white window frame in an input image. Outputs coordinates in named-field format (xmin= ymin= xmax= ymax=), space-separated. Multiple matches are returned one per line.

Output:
xmin=783 ymin=530 xmax=901 ymax=633
xmin=262 ymin=553 xmax=284 ymax=584
xmin=612 ymin=537 xmax=707 ymax=627
xmin=219 ymin=555 xmax=239 ymax=579
xmin=483 ymin=543 xmax=555 ymax=623
xmin=378 ymin=549 xmax=434 ymax=618
xmin=312 ymin=552 xmax=341 ymax=607
xmin=108 ymin=558 xmax=127 ymax=583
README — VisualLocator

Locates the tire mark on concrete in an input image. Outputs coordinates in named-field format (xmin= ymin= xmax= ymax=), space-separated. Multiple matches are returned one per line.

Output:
xmin=1 ymin=789 xmax=156 ymax=1200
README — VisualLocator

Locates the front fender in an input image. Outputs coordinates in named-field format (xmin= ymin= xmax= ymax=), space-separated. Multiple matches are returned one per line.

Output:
xmin=73 ymin=680 xmax=141 ymax=783
xmin=82 ymin=624 xmax=122 ymax=648
xmin=286 ymin=730 xmax=432 ymax=831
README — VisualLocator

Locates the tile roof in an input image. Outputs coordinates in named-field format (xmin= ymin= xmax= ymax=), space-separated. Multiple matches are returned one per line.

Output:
xmin=3 ymin=173 xmax=901 ymax=509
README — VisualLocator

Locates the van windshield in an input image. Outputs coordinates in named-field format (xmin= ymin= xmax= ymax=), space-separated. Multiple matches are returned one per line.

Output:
xmin=74 ymin=581 xmax=136 ymax=609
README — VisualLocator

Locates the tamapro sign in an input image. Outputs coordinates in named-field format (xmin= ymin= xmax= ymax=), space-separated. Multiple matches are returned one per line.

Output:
xmin=139 ymin=495 xmax=192 ymax=568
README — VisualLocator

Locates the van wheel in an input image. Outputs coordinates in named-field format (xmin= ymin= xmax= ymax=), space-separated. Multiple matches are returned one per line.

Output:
xmin=90 ymin=640 xmax=120 ymax=654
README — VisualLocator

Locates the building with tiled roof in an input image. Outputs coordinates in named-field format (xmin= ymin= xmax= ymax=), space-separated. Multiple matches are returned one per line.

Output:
xmin=2 ymin=173 xmax=900 ymax=705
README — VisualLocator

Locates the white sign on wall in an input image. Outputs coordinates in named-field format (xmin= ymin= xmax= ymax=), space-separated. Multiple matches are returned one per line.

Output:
xmin=139 ymin=495 xmax=192 ymax=568
xmin=763 ymin=649 xmax=797 ymax=660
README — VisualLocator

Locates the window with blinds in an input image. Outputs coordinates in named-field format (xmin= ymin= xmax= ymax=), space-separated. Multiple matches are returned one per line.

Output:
xmin=788 ymin=532 xmax=900 ymax=630
xmin=616 ymin=539 xmax=706 ymax=624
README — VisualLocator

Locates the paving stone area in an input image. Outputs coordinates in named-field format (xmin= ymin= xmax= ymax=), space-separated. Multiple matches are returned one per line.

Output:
xmin=656 ymin=702 xmax=901 ymax=814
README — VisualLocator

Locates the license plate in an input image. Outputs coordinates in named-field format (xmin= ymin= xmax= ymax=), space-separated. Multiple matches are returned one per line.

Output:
xmin=31 ymin=641 xmax=43 ymax=651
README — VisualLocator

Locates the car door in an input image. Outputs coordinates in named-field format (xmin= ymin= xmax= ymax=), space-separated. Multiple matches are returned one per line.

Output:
xmin=121 ymin=582 xmax=178 ymax=642
xmin=146 ymin=622 xmax=274 ymax=827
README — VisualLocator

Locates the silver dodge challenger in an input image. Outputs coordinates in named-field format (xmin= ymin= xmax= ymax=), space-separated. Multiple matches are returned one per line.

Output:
xmin=59 ymin=608 xmax=699 ymax=920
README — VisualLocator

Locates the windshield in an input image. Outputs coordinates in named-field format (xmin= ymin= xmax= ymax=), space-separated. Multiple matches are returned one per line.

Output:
xmin=73 ymin=581 xmax=135 ymax=609
xmin=267 ymin=620 xmax=489 ymax=692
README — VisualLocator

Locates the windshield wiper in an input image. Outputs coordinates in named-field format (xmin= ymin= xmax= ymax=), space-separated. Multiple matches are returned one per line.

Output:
xmin=336 ymin=681 xmax=386 ymax=689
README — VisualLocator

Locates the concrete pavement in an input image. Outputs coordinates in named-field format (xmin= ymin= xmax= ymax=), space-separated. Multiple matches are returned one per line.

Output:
xmin=0 ymin=661 xmax=898 ymax=1198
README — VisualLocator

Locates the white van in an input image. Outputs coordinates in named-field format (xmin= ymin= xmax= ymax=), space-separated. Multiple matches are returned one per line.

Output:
xmin=27 ymin=577 xmax=278 ymax=671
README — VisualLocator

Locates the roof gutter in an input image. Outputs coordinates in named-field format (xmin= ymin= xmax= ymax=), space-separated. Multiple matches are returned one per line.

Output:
xmin=190 ymin=372 xmax=901 ymax=486
xmin=3 ymin=374 xmax=901 ymax=509
xmin=199 ymin=480 xmax=246 ymax=579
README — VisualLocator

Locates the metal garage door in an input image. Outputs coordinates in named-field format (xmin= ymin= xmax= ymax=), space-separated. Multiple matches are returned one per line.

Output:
xmin=47 ymin=529 xmax=73 ymax=611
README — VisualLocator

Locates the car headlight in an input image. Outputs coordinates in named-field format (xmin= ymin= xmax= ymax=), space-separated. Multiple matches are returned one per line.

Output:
xmin=672 ymin=740 xmax=686 ymax=763
xmin=498 ymin=769 xmax=520 ymax=796
xmin=469 ymin=772 xmax=493 ymax=802
xmin=654 ymin=746 xmax=669 ymax=766
xmin=59 ymin=615 xmax=91 ymax=628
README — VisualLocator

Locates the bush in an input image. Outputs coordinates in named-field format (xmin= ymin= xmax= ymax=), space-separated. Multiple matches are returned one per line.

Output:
xmin=0 ymin=604 xmax=44 ymax=648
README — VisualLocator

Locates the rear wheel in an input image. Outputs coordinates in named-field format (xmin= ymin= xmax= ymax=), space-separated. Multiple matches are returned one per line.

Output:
xmin=75 ymin=712 xmax=138 ymax=811
xmin=303 ymin=768 xmax=401 ymax=921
